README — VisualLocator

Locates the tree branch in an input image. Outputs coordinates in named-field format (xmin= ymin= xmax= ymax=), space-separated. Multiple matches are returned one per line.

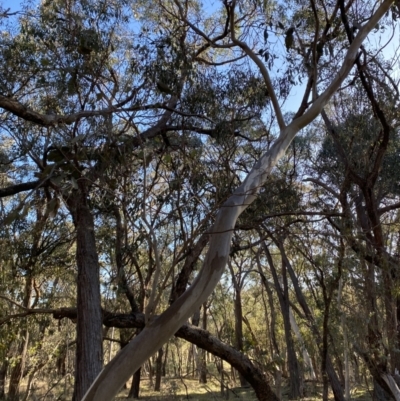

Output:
xmin=227 ymin=3 xmax=285 ymax=130
xmin=0 ymin=180 xmax=42 ymax=198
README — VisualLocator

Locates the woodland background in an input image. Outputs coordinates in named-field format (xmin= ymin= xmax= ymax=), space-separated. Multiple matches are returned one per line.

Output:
xmin=0 ymin=0 xmax=399 ymax=400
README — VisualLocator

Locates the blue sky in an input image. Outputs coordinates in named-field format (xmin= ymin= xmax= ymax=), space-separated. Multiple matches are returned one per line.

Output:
xmin=1 ymin=0 xmax=23 ymax=12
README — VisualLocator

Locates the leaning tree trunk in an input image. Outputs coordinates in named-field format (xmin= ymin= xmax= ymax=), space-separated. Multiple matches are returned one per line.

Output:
xmin=67 ymin=182 xmax=103 ymax=401
xmin=81 ymin=6 xmax=393 ymax=399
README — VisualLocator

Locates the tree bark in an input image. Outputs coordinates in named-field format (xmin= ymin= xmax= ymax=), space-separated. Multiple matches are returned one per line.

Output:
xmin=67 ymin=182 xmax=103 ymax=401
xmin=128 ymin=368 xmax=141 ymax=399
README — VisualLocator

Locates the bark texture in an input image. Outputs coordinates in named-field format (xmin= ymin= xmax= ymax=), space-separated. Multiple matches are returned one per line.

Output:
xmin=67 ymin=184 xmax=103 ymax=401
xmin=128 ymin=368 xmax=141 ymax=399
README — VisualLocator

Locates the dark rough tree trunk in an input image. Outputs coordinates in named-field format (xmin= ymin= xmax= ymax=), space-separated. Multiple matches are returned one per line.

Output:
xmin=0 ymin=359 xmax=8 ymax=399
xmin=199 ymin=303 xmax=208 ymax=384
xmin=128 ymin=368 xmax=141 ymax=399
xmin=233 ymin=286 xmax=247 ymax=387
xmin=154 ymin=348 xmax=164 ymax=391
xmin=67 ymin=182 xmax=103 ymax=401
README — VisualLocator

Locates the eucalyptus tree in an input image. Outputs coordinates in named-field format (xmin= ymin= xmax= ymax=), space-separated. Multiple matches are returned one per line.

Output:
xmin=0 ymin=0 xmax=397 ymax=400
xmin=82 ymin=2 xmax=397 ymax=400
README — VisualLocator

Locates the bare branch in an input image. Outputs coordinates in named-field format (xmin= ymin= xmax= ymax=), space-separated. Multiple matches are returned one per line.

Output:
xmin=227 ymin=3 xmax=285 ymax=130
xmin=0 ymin=180 xmax=42 ymax=198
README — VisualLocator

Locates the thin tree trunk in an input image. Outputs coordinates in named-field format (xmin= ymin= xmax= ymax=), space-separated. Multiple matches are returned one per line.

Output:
xmin=338 ymin=278 xmax=350 ymax=400
xmin=233 ymin=284 xmax=247 ymax=387
xmin=228 ymin=261 xmax=247 ymax=387
xmin=108 ymin=327 xmax=115 ymax=363
xmin=256 ymin=251 xmax=282 ymax=396
xmin=8 ymin=274 xmax=33 ymax=401
xmin=56 ymin=344 xmax=67 ymax=376
xmin=162 ymin=343 xmax=168 ymax=377
xmin=8 ymin=331 xmax=29 ymax=401
xmin=154 ymin=348 xmax=163 ymax=391
xmin=186 ymin=346 xmax=192 ymax=376
xmin=128 ymin=368 xmax=141 ymax=399
xmin=199 ymin=303 xmax=207 ymax=384
xmin=0 ymin=359 xmax=8 ymax=399
xmin=148 ymin=359 xmax=154 ymax=387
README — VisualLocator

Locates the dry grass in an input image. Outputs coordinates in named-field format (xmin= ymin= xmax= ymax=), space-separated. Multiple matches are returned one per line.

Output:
xmin=117 ymin=377 xmax=372 ymax=401
xmin=13 ymin=375 xmax=373 ymax=400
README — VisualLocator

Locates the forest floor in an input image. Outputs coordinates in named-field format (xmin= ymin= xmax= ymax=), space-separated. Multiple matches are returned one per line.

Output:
xmin=117 ymin=377 xmax=373 ymax=401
